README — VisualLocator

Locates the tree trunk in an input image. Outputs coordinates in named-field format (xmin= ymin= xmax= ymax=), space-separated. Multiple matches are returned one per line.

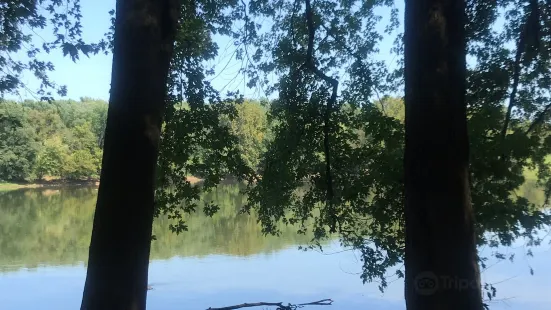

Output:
xmin=403 ymin=0 xmax=483 ymax=309
xmin=81 ymin=1 xmax=179 ymax=309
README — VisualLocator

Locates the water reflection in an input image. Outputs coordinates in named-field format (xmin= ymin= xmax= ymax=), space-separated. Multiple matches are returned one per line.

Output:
xmin=0 ymin=184 xmax=313 ymax=272
xmin=0 ymin=185 xmax=550 ymax=310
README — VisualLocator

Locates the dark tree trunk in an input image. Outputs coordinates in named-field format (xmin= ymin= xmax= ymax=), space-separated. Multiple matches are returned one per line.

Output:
xmin=81 ymin=1 xmax=179 ymax=309
xmin=403 ymin=0 xmax=483 ymax=309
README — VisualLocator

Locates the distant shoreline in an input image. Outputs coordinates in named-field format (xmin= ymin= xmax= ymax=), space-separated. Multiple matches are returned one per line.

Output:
xmin=0 ymin=179 xmax=100 ymax=191
xmin=0 ymin=176 xmax=204 ymax=191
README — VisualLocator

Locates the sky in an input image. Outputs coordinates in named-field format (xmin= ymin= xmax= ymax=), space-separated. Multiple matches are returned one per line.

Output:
xmin=9 ymin=0 xmax=403 ymax=102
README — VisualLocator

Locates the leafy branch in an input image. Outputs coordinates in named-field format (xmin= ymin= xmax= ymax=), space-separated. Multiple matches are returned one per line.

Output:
xmin=303 ymin=0 xmax=337 ymax=231
xmin=525 ymin=100 xmax=551 ymax=135
xmin=500 ymin=0 xmax=541 ymax=142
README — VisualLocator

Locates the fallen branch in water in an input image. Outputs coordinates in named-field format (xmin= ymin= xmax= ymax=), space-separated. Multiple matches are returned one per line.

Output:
xmin=207 ymin=299 xmax=333 ymax=310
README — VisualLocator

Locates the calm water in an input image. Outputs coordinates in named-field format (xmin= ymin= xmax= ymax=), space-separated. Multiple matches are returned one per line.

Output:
xmin=0 ymin=185 xmax=550 ymax=310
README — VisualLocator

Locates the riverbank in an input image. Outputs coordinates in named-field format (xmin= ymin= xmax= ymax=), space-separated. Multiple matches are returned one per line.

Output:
xmin=0 ymin=176 xmax=205 ymax=192
xmin=0 ymin=180 xmax=100 ymax=191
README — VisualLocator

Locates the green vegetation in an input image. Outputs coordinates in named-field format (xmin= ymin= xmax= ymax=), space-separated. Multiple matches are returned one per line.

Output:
xmin=150 ymin=1 xmax=551 ymax=301
xmin=227 ymin=100 xmax=269 ymax=170
xmin=0 ymin=98 xmax=107 ymax=182
xmin=2 ymin=94 xmax=548 ymax=268
xmin=0 ymin=98 xmax=270 ymax=184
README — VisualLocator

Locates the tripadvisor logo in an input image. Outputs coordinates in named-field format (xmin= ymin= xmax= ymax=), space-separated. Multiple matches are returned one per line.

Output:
xmin=413 ymin=271 xmax=479 ymax=295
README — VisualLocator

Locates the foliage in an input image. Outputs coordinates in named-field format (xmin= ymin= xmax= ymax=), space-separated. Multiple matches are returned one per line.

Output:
xmin=147 ymin=0 xmax=551 ymax=298
xmin=34 ymin=135 xmax=71 ymax=178
xmin=0 ymin=93 xmax=267 ymax=183
xmin=67 ymin=149 xmax=101 ymax=179
xmin=222 ymin=0 xmax=551 ymax=295
xmin=0 ymin=98 xmax=106 ymax=181
xmin=376 ymin=96 xmax=404 ymax=123
xmin=227 ymin=100 xmax=268 ymax=170
xmin=155 ymin=0 xmax=259 ymax=233
xmin=0 ymin=0 xmax=109 ymax=99
xmin=26 ymin=107 xmax=66 ymax=140
xmin=0 ymin=101 xmax=40 ymax=181
xmin=228 ymin=0 xmax=407 ymax=289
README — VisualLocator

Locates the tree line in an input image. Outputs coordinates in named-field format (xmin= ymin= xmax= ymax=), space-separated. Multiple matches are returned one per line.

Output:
xmin=0 ymin=98 xmax=269 ymax=183
xmin=0 ymin=98 xmax=107 ymax=182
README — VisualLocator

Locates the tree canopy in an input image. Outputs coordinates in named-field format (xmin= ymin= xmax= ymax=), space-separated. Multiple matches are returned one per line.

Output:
xmin=0 ymin=98 xmax=106 ymax=181
xmin=153 ymin=0 xmax=551 ymax=301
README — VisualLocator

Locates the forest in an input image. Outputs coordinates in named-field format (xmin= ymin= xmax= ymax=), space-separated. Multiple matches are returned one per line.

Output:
xmin=2 ymin=0 xmax=551 ymax=310
xmin=0 ymin=98 xmax=106 ymax=181
xmin=0 ymin=98 xmax=268 ymax=182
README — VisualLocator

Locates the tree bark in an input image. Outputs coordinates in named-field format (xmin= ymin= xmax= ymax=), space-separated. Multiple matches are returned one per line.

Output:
xmin=81 ymin=1 xmax=179 ymax=309
xmin=403 ymin=0 xmax=483 ymax=309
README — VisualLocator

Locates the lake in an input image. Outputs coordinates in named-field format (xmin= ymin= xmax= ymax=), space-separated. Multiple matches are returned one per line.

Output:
xmin=0 ymin=185 xmax=550 ymax=309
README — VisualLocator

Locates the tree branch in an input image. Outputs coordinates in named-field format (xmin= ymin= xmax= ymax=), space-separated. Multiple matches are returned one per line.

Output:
xmin=207 ymin=302 xmax=285 ymax=310
xmin=297 ymin=299 xmax=334 ymax=306
xmin=303 ymin=0 xmax=337 ymax=231
xmin=319 ymin=23 xmax=384 ymax=109
xmin=500 ymin=25 xmax=527 ymax=141
xmin=525 ymin=101 xmax=551 ymax=135
xmin=279 ymin=0 xmax=337 ymax=230
xmin=501 ymin=0 xmax=540 ymax=141
xmin=207 ymin=299 xmax=333 ymax=310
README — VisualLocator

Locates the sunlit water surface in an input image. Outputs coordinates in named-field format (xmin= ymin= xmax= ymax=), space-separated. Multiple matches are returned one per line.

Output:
xmin=0 ymin=186 xmax=549 ymax=309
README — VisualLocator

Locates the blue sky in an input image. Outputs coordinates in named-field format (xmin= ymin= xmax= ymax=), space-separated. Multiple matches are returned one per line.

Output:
xmin=9 ymin=0 xmax=404 ymax=102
